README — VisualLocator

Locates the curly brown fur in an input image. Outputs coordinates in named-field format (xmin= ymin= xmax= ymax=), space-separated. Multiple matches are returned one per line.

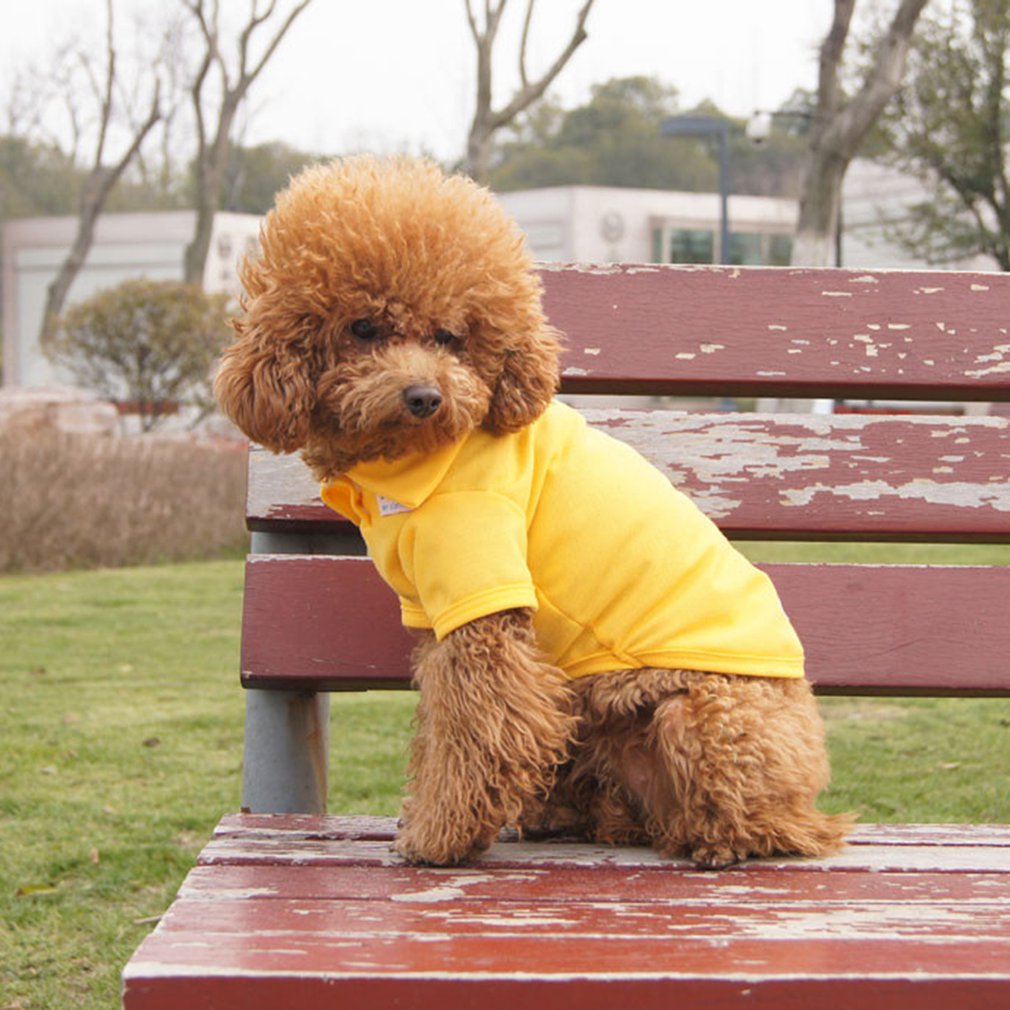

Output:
xmin=216 ymin=155 xmax=852 ymax=869
xmin=396 ymin=609 xmax=576 ymax=866
xmin=214 ymin=156 xmax=560 ymax=478
xmin=523 ymin=669 xmax=854 ymax=869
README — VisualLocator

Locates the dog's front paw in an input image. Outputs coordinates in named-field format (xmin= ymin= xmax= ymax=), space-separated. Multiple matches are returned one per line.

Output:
xmin=690 ymin=841 xmax=748 ymax=871
xmin=394 ymin=816 xmax=497 ymax=867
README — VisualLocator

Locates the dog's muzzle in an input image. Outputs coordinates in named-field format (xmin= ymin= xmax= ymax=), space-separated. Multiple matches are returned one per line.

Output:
xmin=403 ymin=384 xmax=443 ymax=419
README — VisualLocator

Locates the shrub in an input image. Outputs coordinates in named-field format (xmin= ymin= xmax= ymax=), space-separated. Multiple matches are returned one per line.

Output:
xmin=0 ymin=425 xmax=248 ymax=572
xmin=43 ymin=278 xmax=231 ymax=431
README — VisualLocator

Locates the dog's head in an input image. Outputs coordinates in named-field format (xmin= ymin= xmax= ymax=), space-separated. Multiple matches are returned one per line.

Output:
xmin=214 ymin=156 xmax=561 ymax=477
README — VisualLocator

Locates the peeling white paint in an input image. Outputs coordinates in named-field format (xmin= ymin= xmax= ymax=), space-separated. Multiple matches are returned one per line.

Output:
xmin=973 ymin=344 xmax=1010 ymax=364
xmin=821 ymin=291 xmax=853 ymax=297
xmin=768 ymin=324 xmax=788 ymax=331
xmin=888 ymin=324 xmax=911 ymax=331
xmin=700 ymin=343 xmax=726 ymax=354
xmin=676 ymin=353 xmax=697 ymax=361
xmin=392 ymin=886 xmax=467 ymax=904
xmin=966 ymin=360 xmax=1010 ymax=379
xmin=583 ymin=347 xmax=602 ymax=356
xmin=850 ymin=275 xmax=880 ymax=284
xmin=971 ymin=283 xmax=991 ymax=291
xmin=576 ymin=411 xmax=1009 ymax=521
xmin=782 ymin=479 xmax=1010 ymax=511
xmin=916 ymin=287 xmax=944 ymax=295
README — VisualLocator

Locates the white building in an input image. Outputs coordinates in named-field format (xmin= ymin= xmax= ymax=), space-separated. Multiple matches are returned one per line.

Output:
xmin=497 ymin=163 xmax=998 ymax=272
xmin=2 ymin=211 xmax=260 ymax=388
xmin=497 ymin=185 xmax=797 ymax=266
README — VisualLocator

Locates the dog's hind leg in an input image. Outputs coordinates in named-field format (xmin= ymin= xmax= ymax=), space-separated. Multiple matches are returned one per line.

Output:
xmin=640 ymin=673 xmax=854 ymax=869
xmin=395 ymin=608 xmax=576 ymax=866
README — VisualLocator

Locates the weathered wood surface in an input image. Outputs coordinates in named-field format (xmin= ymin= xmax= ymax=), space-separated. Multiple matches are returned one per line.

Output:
xmin=122 ymin=814 xmax=1010 ymax=1010
xmin=209 ymin=813 xmax=1010 ymax=847
xmin=239 ymin=555 xmax=1010 ymax=695
xmin=246 ymin=411 xmax=1010 ymax=540
xmin=540 ymin=264 xmax=1010 ymax=400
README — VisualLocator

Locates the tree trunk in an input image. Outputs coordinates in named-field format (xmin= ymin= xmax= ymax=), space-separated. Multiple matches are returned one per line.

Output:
xmin=184 ymin=136 xmax=232 ymax=285
xmin=791 ymin=0 xmax=929 ymax=267
xmin=39 ymin=177 xmax=108 ymax=347
xmin=181 ymin=0 xmax=312 ymax=285
xmin=38 ymin=98 xmax=160 ymax=348
xmin=793 ymin=150 xmax=847 ymax=267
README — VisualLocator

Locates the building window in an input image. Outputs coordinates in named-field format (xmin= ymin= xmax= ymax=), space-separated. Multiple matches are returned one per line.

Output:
xmin=730 ymin=232 xmax=793 ymax=266
xmin=653 ymin=227 xmax=792 ymax=266
xmin=665 ymin=228 xmax=715 ymax=264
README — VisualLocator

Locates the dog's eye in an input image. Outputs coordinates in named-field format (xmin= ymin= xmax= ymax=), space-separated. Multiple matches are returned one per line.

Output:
xmin=350 ymin=318 xmax=379 ymax=341
xmin=433 ymin=328 xmax=457 ymax=347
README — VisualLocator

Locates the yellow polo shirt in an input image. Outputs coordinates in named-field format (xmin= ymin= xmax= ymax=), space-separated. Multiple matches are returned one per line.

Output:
xmin=321 ymin=401 xmax=804 ymax=680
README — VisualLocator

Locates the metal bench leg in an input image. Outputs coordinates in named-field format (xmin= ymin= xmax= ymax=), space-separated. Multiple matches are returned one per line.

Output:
xmin=241 ymin=690 xmax=330 ymax=814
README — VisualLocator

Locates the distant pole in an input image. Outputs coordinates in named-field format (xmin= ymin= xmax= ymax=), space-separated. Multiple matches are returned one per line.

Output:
xmin=661 ymin=115 xmax=732 ymax=265
xmin=716 ymin=126 xmax=730 ymax=265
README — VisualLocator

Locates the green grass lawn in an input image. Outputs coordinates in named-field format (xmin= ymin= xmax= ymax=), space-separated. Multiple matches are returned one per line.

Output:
xmin=1 ymin=553 xmax=1007 ymax=1009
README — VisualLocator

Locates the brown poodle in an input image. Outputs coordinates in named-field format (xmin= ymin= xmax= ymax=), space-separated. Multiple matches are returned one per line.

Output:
xmin=216 ymin=155 xmax=853 ymax=870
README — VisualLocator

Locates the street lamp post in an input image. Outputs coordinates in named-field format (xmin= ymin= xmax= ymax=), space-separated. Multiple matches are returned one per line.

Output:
xmin=660 ymin=115 xmax=731 ymax=265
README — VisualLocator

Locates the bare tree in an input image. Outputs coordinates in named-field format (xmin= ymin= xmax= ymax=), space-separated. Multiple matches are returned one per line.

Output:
xmin=792 ymin=0 xmax=930 ymax=265
xmin=36 ymin=0 xmax=162 ymax=347
xmin=464 ymin=0 xmax=595 ymax=184
xmin=181 ymin=0 xmax=313 ymax=285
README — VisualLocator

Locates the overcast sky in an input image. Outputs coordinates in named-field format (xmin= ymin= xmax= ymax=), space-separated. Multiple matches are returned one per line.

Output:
xmin=4 ymin=1 xmax=837 ymax=162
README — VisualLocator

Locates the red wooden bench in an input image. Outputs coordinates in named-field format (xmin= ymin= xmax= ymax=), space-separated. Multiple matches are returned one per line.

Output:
xmin=123 ymin=264 xmax=1010 ymax=1009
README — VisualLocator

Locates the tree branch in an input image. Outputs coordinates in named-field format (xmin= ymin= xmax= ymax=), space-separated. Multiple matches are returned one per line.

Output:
xmin=492 ymin=0 xmax=593 ymax=129
xmin=244 ymin=0 xmax=312 ymax=86
xmin=518 ymin=0 xmax=534 ymax=89
xmin=817 ymin=0 xmax=855 ymax=123
xmin=824 ymin=0 xmax=931 ymax=154
xmin=93 ymin=0 xmax=116 ymax=170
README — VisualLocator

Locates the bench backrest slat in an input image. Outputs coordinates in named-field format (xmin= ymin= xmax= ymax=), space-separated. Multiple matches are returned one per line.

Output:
xmin=546 ymin=265 xmax=1010 ymax=400
xmin=248 ymin=411 xmax=1010 ymax=542
xmin=241 ymin=555 xmax=1010 ymax=696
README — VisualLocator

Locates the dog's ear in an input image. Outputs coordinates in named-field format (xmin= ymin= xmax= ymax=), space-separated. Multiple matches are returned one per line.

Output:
xmin=483 ymin=324 xmax=562 ymax=435
xmin=214 ymin=318 xmax=316 ymax=453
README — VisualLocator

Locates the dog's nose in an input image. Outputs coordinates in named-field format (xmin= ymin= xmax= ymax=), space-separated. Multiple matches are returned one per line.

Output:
xmin=403 ymin=384 xmax=443 ymax=419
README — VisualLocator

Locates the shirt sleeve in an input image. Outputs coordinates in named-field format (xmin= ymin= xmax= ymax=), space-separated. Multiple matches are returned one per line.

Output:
xmin=397 ymin=490 xmax=538 ymax=640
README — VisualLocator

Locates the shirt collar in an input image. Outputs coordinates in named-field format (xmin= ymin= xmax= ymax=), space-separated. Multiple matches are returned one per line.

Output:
xmin=322 ymin=434 xmax=467 ymax=519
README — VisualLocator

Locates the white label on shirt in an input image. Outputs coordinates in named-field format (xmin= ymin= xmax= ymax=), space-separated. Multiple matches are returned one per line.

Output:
xmin=378 ymin=495 xmax=413 ymax=517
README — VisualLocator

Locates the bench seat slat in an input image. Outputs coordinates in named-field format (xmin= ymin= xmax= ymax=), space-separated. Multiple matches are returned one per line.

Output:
xmin=178 ymin=859 xmax=1010 ymax=903
xmin=120 ymin=970 xmax=1010 ymax=1010
xmin=122 ymin=816 xmax=1010 ymax=1010
xmin=195 ymin=836 xmax=1010 ymax=874
xmin=154 ymin=894 xmax=1010 ymax=940
xmin=207 ymin=814 xmax=1010 ymax=849
xmin=240 ymin=556 xmax=1010 ymax=696
xmin=543 ymin=264 xmax=1010 ymax=400
xmin=247 ymin=412 xmax=1010 ymax=541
